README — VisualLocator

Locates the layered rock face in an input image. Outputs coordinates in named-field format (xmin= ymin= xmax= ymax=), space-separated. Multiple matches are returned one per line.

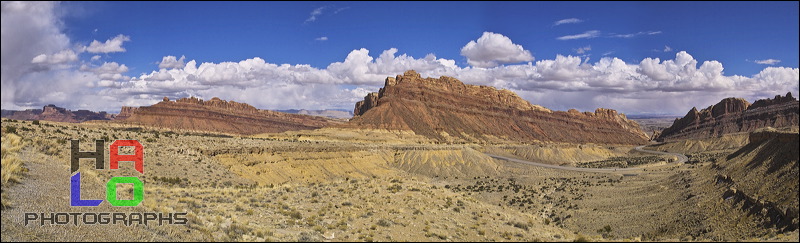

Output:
xmin=1 ymin=104 xmax=114 ymax=122
xmin=118 ymin=97 xmax=333 ymax=135
xmin=114 ymin=106 xmax=140 ymax=120
xmin=656 ymin=93 xmax=799 ymax=142
xmin=344 ymin=70 xmax=649 ymax=145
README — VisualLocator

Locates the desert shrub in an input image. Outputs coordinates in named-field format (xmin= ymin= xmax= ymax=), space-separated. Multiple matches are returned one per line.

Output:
xmin=154 ymin=176 xmax=182 ymax=185
xmin=377 ymin=219 xmax=392 ymax=227
xmin=597 ymin=225 xmax=612 ymax=238
xmin=32 ymin=120 xmax=40 ymax=125
xmin=33 ymin=137 xmax=61 ymax=156
xmin=387 ymin=184 xmax=402 ymax=193
xmin=280 ymin=209 xmax=302 ymax=220
xmin=225 ymin=222 xmax=253 ymax=240
xmin=573 ymin=234 xmax=589 ymax=242
xmin=5 ymin=126 xmax=17 ymax=134
xmin=508 ymin=221 xmax=530 ymax=231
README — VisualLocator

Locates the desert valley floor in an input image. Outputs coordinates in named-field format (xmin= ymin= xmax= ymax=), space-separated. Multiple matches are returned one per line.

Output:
xmin=1 ymin=119 xmax=797 ymax=242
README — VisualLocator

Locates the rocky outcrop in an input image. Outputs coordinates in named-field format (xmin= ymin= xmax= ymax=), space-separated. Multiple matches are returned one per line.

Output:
xmin=750 ymin=92 xmax=796 ymax=110
xmin=354 ymin=93 xmax=379 ymax=117
xmin=116 ymin=97 xmax=334 ymax=135
xmin=114 ymin=106 xmax=140 ymax=120
xmin=657 ymin=93 xmax=799 ymax=142
xmin=650 ymin=130 xmax=662 ymax=141
xmin=343 ymin=70 xmax=649 ymax=145
xmin=1 ymin=104 xmax=114 ymax=123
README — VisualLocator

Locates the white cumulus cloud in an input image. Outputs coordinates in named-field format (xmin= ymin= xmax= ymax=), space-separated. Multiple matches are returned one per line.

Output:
xmin=80 ymin=62 xmax=130 ymax=83
xmin=460 ymin=32 xmax=534 ymax=68
xmin=86 ymin=34 xmax=130 ymax=53
xmin=158 ymin=55 xmax=186 ymax=69
xmin=31 ymin=49 xmax=78 ymax=65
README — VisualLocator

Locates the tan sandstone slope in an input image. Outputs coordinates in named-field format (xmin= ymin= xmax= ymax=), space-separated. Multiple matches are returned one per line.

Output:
xmin=714 ymin=127 xmax=799 ymax=232
xmin=343 ymin=70 xmax=649 ymax=145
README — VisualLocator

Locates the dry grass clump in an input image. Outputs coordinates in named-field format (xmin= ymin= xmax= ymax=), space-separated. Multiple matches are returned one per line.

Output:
xmin=1 ymin=133 xmax=26 ymax=187
xmin=2 ymin=133 xmax=27 ymax=209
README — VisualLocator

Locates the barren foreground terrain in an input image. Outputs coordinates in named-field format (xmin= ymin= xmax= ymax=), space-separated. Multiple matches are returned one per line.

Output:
xmin=1 ymin=119 xmax=797 ymax=241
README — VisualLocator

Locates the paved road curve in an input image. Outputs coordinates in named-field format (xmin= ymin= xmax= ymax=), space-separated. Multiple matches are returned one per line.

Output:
xmin=485 ymin=145 xmax=687 ymax=174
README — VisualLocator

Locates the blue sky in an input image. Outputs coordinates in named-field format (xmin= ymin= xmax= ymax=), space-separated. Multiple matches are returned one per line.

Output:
xmin=2 ymin=1 xmax=798 ymax=115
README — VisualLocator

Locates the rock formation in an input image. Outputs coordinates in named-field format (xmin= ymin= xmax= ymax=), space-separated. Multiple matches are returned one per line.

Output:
xmin=354 ymin=92 xmax=379 ymax=117
xmin=344 ymin=70 xmax=649 ymax=145
xmin=656 ymin=93 xmax=799 ymax=142
xmin=114 ymin=106 xmax=140 ymax=120
xmin=116 ymin=97 xmax=334 ymax=135
xmin=1 ymin=104 xmax=114 ymax=123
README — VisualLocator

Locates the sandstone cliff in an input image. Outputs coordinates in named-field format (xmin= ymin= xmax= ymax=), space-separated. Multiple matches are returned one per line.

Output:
xmin=114 ymin=106 xmax=140 ymax=120
xmin=1 ymin=104 xmax=114 ymax=123
xmin=656 ymin=93 xmax=799 ymax=142
xmin=343 ymin=70 xmax=649 ymax=145
xmin=117 ymin=97 xmax=334 ymax=135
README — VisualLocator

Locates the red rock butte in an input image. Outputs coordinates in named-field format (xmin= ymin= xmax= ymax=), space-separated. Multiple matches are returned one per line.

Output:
xmin=115 ymin=97 xmax=333 ymax=135
xmin=343 ymin=70 xmax=650 ymax=145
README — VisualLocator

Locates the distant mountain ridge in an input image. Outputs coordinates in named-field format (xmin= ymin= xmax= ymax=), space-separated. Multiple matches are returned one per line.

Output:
xmin=1 ymin=104 xmax=115 ymax=123
xmin=656 ymin=92 xmax=799 ymax=142
xmin=342 ymin=70 xmax=650 ymax=145
xmin=114 ymin=97 xmax=336 ymax=135
xmin=276 ymin=109 xmax=353 ymax=119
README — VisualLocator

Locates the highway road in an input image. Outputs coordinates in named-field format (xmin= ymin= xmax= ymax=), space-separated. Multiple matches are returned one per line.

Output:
xmin=485 ymin=145 xmax=687 ymax=174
